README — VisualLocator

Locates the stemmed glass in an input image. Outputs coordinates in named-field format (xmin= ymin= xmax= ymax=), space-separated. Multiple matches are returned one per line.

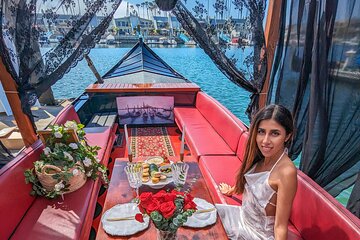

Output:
xmin=124 ymin=163 xmax=143 ymax=202
xmin=171 ymin=162 xmax=189 ymax=188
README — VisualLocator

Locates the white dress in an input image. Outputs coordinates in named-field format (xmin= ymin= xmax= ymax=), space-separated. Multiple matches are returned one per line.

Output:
xmin=216 ymin=152 xmax=285 ymax=240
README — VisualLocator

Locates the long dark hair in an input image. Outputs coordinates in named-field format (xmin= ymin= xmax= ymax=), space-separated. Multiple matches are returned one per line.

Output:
xmin=234 ymin=104 xmax=294 ymax=194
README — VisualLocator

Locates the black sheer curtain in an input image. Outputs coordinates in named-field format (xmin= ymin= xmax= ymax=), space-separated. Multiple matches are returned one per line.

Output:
xmin=268 ymin=0 xmax=360 ymax=216
xmin=171 ymin=0 xmax=267 ymax=118
xmin=0 ymin=0 xmax=122 ymax=122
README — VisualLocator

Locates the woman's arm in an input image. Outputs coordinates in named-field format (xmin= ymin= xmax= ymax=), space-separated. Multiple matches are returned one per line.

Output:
xmin=274 ymin=165 xmax=297 ymax=240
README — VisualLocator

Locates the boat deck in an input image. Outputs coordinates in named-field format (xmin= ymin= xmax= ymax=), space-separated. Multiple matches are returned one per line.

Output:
xmin=0 ymin=103 xmax=67 ymax=167
xmin=85 ymin=82 xmax=200 ymax=93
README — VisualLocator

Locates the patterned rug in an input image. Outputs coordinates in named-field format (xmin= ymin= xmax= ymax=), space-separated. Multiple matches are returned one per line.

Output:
xmin=130 ymin=127 xmax=175 ymax=157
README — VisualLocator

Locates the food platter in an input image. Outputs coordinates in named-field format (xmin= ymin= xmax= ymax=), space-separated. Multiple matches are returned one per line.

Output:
xmin=140 ymin=157 xmax=173 ymax=189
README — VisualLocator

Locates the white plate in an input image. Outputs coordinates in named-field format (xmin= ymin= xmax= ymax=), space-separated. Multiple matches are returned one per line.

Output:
xmin=146 ymin=156 xmax=164 ymax=165
xmin=101 ymin=203 xmax=149 ymax=236
xmin=183 ymin=198 xmax=217 ymax=228
xmin=142 ymin=175 xmax=173 ymax=189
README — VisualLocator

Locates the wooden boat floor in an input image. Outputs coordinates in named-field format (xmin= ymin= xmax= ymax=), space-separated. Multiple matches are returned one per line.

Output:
xmin=90 ymin=125 xmax=192 ymax=237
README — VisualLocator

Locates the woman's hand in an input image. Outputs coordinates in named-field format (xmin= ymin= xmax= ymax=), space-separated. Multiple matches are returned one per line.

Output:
xmin=219 ymin=183 xmax=234 ymax=196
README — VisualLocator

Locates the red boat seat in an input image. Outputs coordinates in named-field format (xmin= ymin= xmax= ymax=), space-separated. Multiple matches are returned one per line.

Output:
xmin=11 ymin=178 xmax=101 ymax=240
xmin=84 ymin=126 xmax=112 ymax=164
xmin=197 ymin=132 xmax=249 ymax=205
xmin=0 ymin=140 xmax=43 ymax=240
xmin=236 ymin=131 xmax=249 ymax=161
xmin=175 ymin=107 xmax=235 ymax=158
xmin=287 ymin=223 xmax=304 ymax=240
xmin=0 ymin=106 xmax=118 ymax=239
xmin=174 ymin=92 xmax=247 ymax=159
xmin=195 ymin=92 xmax=247 ymax=152
xmin=52 ymin=105 xmax=80 ymax=125
xmin=290 ymin=171 xmax=360 ymax=240
xmin=199 ymin=155 xmax=243 ymax=205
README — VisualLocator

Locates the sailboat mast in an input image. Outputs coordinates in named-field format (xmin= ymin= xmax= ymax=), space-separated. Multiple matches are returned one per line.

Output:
xmin=0 ymin=58 xmax=37 ymax=146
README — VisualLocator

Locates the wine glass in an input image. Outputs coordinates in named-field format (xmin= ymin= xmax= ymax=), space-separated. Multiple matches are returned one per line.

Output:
xmin=124 ymin=163 xmax=143 ymax=202
xmin=171 ymin=162 xmax=189 ymax=188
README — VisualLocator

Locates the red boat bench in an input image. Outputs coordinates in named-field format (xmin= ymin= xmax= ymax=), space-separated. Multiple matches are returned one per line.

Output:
xmin=0 ymin=105 xmax=117 ymax=240
xmin=289 ymin=171 xmax=360 ymax=240
xmin=199 ymin=132 xmax=249 ymax=206
xmin=174 ymin=91 xmax=247 ymax=159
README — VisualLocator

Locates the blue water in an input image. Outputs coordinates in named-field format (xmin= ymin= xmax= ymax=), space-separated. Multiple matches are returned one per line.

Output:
xmin=52 ymin=45 xmax=251 ymax=125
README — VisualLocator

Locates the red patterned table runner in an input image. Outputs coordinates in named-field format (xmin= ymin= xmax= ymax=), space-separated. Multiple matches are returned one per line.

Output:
xmin=130 ymin=127 xmax=175 ymax=157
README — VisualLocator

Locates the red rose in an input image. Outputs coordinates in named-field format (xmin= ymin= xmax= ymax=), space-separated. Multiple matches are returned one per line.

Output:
xmin=153 ymin=190 xmax=166 ymax=201
xmin=135 ymin=213 xmax=144 ymax=223
xmin=163 ymin=192 xmax=177 ymax=202
xmin=159 ymin=201 xmax=176 ymax=219
xmin=146 ymin=198 xmax=160 ymax=213
xmin=139 ymin=192 xmax=153 ymax=208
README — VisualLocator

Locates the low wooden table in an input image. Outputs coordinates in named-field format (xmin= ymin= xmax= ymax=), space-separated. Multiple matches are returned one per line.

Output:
xmin=96 ymin=156 xmax=228 ymax=239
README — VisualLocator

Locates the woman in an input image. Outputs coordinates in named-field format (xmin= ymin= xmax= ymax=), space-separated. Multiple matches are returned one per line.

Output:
xmin=217 ymin=104 xmax=297 ymax=240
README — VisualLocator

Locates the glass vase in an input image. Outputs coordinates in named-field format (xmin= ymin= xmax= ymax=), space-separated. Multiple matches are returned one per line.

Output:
xmin=156 ymin=228 xmax=178 ymax=240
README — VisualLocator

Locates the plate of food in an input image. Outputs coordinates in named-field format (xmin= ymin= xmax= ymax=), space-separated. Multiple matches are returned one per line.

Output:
xmin=140 ymin=157 xmax=173 ymax=189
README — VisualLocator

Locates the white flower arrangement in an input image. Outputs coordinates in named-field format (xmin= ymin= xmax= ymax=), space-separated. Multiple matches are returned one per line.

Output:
xmin=24 ymin=121 xmax=109 ymax=199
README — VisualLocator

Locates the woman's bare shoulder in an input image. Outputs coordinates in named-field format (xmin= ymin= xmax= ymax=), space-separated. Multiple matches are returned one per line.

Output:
xmin=277 ymin=157 xmax=298 ymax=179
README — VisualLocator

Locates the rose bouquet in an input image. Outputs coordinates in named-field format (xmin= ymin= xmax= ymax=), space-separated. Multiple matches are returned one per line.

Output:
xmin=135 ymin=190 xmax=197 ymax=239
xmin=24 ymin=121 xmax=108 ymax=199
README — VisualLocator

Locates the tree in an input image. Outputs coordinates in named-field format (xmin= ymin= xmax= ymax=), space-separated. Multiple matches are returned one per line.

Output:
xmin=136 ymin=4 xmax=141 ymax=17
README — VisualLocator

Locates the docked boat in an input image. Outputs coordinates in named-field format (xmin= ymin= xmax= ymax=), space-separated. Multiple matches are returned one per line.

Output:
xmin=1 ymin=37 xmax=359 ymax=240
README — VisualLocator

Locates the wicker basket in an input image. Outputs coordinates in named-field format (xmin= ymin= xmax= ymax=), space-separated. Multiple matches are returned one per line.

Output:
xmin=36 ymin=164 xmax=87 ymax=194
